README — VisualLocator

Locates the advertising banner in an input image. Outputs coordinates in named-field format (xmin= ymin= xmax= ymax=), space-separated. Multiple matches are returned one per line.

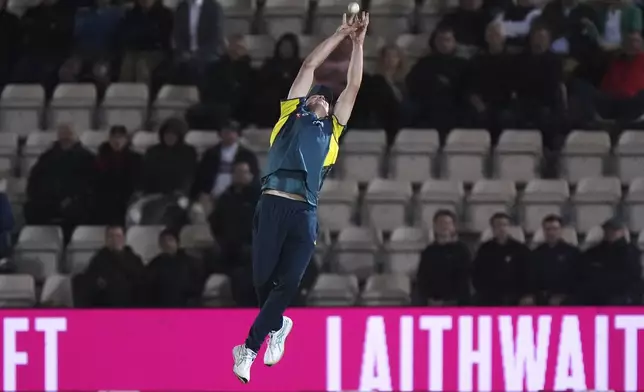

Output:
xmin=0 ymin=307 xmax=642 ymax=391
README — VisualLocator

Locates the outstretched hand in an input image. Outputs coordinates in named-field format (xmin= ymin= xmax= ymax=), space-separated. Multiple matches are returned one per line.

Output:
xmin=336 ymin=13 xmax=358 ymax=36
xmin=350 ymin=12 xmax=369 ymax=44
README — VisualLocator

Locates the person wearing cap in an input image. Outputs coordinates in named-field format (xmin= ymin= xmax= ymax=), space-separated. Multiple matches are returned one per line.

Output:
xmin=232 ymin=12 xmax=369 ymax=383
xmin=574 ymin=217 xmax=642 ymax=305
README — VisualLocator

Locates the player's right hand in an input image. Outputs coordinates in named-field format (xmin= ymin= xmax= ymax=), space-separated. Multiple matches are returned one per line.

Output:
xmin=336 ymin=13 xmax=358 ymax=36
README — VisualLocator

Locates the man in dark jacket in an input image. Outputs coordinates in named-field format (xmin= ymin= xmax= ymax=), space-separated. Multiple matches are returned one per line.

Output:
xmin=94 ymin=125 xmax=142 ymax=224
xmin=575 ymin=218 xmax=642 ymax=305
xmin=530 ymin=214 xmax=580 ymax=305
xmin=73 ymin=225 xmax=146 ymax=307
xmin=416 ymin=210 xmax=472 ymax=306
xmin=140 ymin=117 xmax=198 ymax=196
xmin=146 ymin=229 xmax=205 ymax=307
xmin=473 ymin=212 xmax=532 ymax=305
xmin=0 ymin=0 xmax=22 ymax=86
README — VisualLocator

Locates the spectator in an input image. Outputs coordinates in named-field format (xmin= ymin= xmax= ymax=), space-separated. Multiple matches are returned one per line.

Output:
xmin=25 ymin=124 xmax=95 ymax=239
xmin=466 ymin=21 xmax=515 ymax=144
xmin=572 ymin=32 xmax=644 ymax=125
xmin=472 ymin=212 xmax=532 ymax=305
xmin=315 ymin=37 xmax=352 ymax=98
xmin=415 ymin=210 xmax=471 ymax=306
xmin=192 ymin=121 xmax=259 ymax=205
xmin=253 ymin=33 xmax=303 ymax=127
xmin=0 ymin=0 xmax=22 ymax=86
xmin=497 ymin=0 xmax=542 ymax=49
xmin=0 ymin=192 xmax=14 ymax=260
xmin=586 ymin=0 xmax=642 ymax=51
xmin=437 ymin=0 xmax=490 ymax=50
xmin=119 ymin=0 xmax=173 ymax=83
xmin=140 ymin=118 xmax=198 ymax=196
xmin=146 ymin=229 xmax=205 ymax=307
xmin=208 ymin=161 xmax=260 ymax=276
xmin=575 ymin=218 xmax=642 ymax=305
xmin=11 ymin=0 xmax=75 ymax=90
xmin=406 ymin=26 xmax=468 ymax=142
xmin=94 ymin=125 xmax=142 ymax=224
xmin=529 ymin=214 xmax=580 ymax=305
xmin=172 ymin=0 xmax=225 ymax=85
xmin=540 ymin=0 xmax=598 ymax=58
xmin=73 ymin=225 xmax=146 ymax=307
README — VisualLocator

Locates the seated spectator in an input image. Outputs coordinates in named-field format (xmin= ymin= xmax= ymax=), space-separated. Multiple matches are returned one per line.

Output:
xmin=171 ymin=0 xmax=225 ymax=85
xmin=58 ymin=0 xmax=123 ymax=92
xmin=571 ymin=32 xmax=644 ymax=125
xmin=472 ymin=212 xmax=531 ymax=306
xmin=575 ymin=218 xmax=642 ymax=305
xmin=253 ymin=33 xmax=303 ymax=127
xmin=0 ymin=0 xmax=22 ymax=86
xmin=11 ymin=0 xmax=75 ymax=91
xmin=415 ymin=210 xmax=471 ymax=306
xmin=146 ymin=229 xmax=205 ymax=307
xmin=208 ymin=161 xmax=260 ymax=275
xmin=406 ymin=26 xmax=468 ymax=142
xmin=540 ymin=0 xmax=598 ymax=58
xmin=0 ymin=192 xmax=14 ymax=260
xmin=466 ymin=21 xmax=515 ymax=144
xmin=119 ymin=0 xmax=173 ymax=83
xmin=437 ymin=0 xmax=490 ymax=52
xmin=497 ymin=0 xmax=542 ymax=49
xmin=315 ymin=37 xmax=352 ymax=99
xmin=25 ymin=124 xmax=95 ymax=239
xmin=140 ymin=118 xmax=198 ymax=196
xmin=585 ymin=0 xmax=642 ymax=51
xmin=73 ymin=225 xmax=146 ymax=307
xmin=94 ymin=125 xmax=142 ymax=224
xmin=192 ymin=121 xmax=259 ymax=207
xmin=529 ymin=214 xmax=580 ymax=305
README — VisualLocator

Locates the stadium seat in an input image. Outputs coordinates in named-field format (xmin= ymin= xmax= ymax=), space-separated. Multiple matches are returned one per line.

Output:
xmin=260 ymin=0 xmax=308 ymax=38
xmin=40 ymin=274 xmax=73 ymax=307
xmin=467 ymin=180 xmax=516 ymax=232
xmin=316 ymin=0 xmax=354 ymax=35
xmin=14 ymin=226 xmax=63 ymax=281
xmin=219 ymin=0 xmax=253 ymax=34
xmin=479 ymin=226 xmax=525 ymax=243
xmin=152 ymin=85 xmax=199 ymax=121
xmin=615 ymin=130 xmax=644 ymax=183
xmin=202 ymin=274 xmax=234 ymax=307
xmin=637 ymin=231 xmax=644 ymax=251
xmin=0 ymin=132 xmax=18 ymax=158
xmin=494 ymin=129 xmax=542 ymax=181
xmin=384 ymin=226 xmax=431 ymax=278
xmin=418 ymin=179 xmax=464 ymax=227
xmin=334 ymin=226 xmax=381 ymax=280
xmin=572 ymin=177 xmax=621 ymax=233
xmin=0 ymin=274 xmax=36 ymax=308
xmin=364 ymin=179 xmax=412 ymax=230
xmin=0 ymin=157 xmax=11 ymax=178
xmin=369 ymin=0 xmax=416 ymax=38
xmin=561 ymin=130 xmax=610 ymax=184
xmin=67 ymin=226 xmax=106 ymax=274
xmin=308 ymin=273 xmax=359 ymax=306
xmin=318 ymin=179 xmax=358 ymax=231
xmin=242 ymin=128 xmax=271 ymax=167
xmin=521 ymin=179 xmax=569 ymax=233
xmin=162 ymin=0 xmax=180 ymax=8
xmin=443 ymin=129 xmax=490 ymax=182
xmin=185 ymin=130 xmax=221 ymax=155
xmin=626 ymin=177 xmax=644 ymax=232
xmin=390 ymin=129 xmax=439 ymax=182
xmin=360 ymin=273 xmax=411 ymax=306
xmin=243 ymin=35 xmax=276 ymax=65
xmin=179 ymin=224 xmax=214 ymax=250
xmin=49 ymin=84 xmax=97 ymax=130
xmin=316 ymin=228 xmax=331 ymax=258
xmin=79 ymin=130 xmax=108 ymax=153
xmin=531 ymin=226 xmax=578 ymax=248
xmin=340 ymin=129 xmax=385 ymax=181
xmin=582 ymin=224 xmax=631 ymax=251
xmin=125 ymin=225 xmax=165 ymax=264
xmin=131 ymin=130 xmax=158 ymax=153
xmin=0 ymin=84 xmax=45 ymax=135
xmin=100 ymin=83 xmax=148 ymax=130
xmin=6 ymin=178 xmax=26 ymax=227
xmin=297 ymin=35 xmax=322 ymax=56
xmin=23 ymin=132 xmax=56 ymax=175
xmin=395 ymin=34 xmax=431 ymax=59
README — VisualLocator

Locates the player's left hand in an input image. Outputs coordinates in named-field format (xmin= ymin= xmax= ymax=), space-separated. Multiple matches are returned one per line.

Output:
xmin=350 ymin=12 xmax=369 ymax=44
xmin=336 ymin=13 xmax=358 ymax=36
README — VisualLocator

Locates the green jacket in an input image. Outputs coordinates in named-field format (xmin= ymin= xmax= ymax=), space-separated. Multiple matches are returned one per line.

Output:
xmin=587 ymin=3 xmax=642 ymax=41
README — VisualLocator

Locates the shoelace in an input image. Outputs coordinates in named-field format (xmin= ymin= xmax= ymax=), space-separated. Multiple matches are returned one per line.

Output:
xmin=268 ymin=322 xmax=288 ymax=348
xmin=236 ymin=348 xmax=256 ymax=367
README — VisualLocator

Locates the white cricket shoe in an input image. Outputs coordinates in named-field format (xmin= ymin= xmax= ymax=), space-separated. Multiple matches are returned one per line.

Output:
xmin=264 ymin=316 xmax=293 ymax=366
xmin=232 ymin=344 xmax=257 ymax=383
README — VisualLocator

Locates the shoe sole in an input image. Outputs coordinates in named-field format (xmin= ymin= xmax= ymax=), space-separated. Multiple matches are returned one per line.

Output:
xmin=232 ymin=348 xmax=249 ymax=384
xmin=264 ymin=317 xmax=294 ymax=367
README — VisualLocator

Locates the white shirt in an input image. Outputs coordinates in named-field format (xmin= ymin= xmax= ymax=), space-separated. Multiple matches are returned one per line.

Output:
xmin=189 ymin=0 xmax=203 ymax=52
xmin=212 ymin=142 xmax=239 ymax=197
xmin=604 ymin=9 xmax=622 ymax=46
xmin=500 ymin=9 xmax=542 ymax=38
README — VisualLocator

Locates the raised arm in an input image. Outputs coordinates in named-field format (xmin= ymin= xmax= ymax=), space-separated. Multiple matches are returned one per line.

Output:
xmin=288 ymin=14 xmax=357 ymax=99
xmin=333 ymin=12 xmax=369 ymax=126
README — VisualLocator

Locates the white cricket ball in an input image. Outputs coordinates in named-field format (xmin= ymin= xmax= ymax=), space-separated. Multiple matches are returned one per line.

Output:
xmin=348 ymin=2 xmax=360 ymax=14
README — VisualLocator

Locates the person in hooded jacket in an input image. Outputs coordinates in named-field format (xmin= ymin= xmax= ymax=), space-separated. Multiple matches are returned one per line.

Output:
xmin=94 ymin=125 xmax=142 ymax=224
xmin=140 ymin=117 xmax=198 ymax=196
xmin=146 ymin=229 xmax=205 ymax=307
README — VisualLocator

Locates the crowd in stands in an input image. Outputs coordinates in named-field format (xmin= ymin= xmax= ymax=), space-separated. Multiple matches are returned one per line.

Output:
xmin=0 ymin=0 xmax=643 ymax=308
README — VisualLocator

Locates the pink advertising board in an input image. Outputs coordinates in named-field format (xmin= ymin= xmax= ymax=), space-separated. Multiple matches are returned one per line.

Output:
xmin=0 ymin=307 xmax=643 ymax=391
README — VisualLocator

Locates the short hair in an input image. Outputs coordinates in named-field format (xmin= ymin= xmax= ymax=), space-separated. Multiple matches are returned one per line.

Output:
xmin=542 ymin=214 xmax=563 ymax=225
xmin=489 ymin=212 xmax=511 ymax=225
xmin=433 ymin=209 xmax=457 ymax=223
xmin=434 ymin=25 xmax=455 ymax=37
xmin=159 ymin=228 xmax=179 ymax=242
xmin=105 ymin=224 xmax=124 ymax=233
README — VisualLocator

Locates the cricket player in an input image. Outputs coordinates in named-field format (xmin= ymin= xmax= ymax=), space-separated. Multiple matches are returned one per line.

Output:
xmin=232 ymin=12 xmax=369 ymax=384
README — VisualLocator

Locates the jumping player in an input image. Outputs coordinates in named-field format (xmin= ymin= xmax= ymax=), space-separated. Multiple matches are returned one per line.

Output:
xmin=232 ymin=12 xmax=368 ymax=383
